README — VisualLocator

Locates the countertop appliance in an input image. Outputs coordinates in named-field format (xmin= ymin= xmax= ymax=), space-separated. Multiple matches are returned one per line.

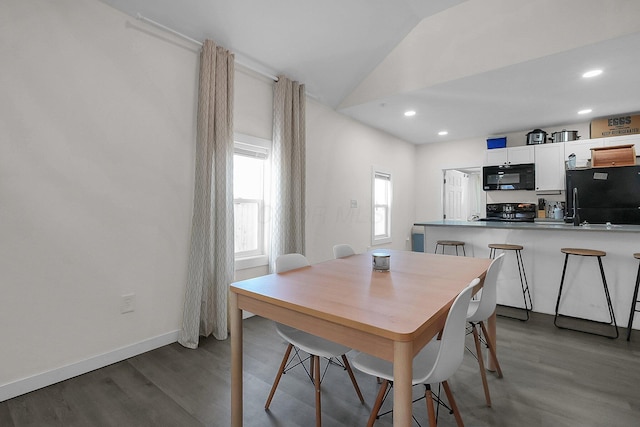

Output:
xmin=550 ymin=129 xmax=580 ymax=143
xmin=565 ymin=165 xmax=640 ymax=225
xmin=481 ymin=202 xmax=537 ymax=222
xmin=483 ymin=163 xmax=535 ymax=191
xmin=526 ymin=129 xmax=547 ymax=145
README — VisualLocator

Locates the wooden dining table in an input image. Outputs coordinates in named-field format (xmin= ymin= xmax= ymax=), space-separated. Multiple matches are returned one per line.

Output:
xmin=229 ymin=249 xmax=492 ymax=426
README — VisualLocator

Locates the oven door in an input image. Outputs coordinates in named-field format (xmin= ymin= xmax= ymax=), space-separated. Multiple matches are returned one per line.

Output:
xmin=483 ymin=164 xmax=535 ymax=190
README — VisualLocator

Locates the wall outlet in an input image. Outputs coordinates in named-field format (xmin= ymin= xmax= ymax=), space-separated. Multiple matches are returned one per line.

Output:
xmin=350 ymin=199 xmax=358 ymax=208
xmin=120 ymin=293 xmax=135 ymax=314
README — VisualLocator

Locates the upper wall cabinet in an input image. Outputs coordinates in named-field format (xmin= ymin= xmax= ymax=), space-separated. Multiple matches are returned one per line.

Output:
xmin=602 ymin=134 xmax=640 ymax=152
xmin=534 ymin=144 xmax=565 ymax=191
xmin=564 ymin=139 xmax=604 ymax=165
xmin=564 ymin=134 xmax=640 ymax=166
xmin=484 ymin=146 xmax=534 ymax=166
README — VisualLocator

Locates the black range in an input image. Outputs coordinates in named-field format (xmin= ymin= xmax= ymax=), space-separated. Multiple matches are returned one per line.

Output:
xmin=481 ymin=203 xmax=537 ymax=222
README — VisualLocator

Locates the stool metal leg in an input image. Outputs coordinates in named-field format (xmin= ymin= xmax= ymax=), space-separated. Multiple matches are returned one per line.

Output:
xmin=494 ymin=248 xmax=533 ymax=321
xmin=627 ymin=262 xmax=640 ymax=341
xmin=597 ymin=256 xmax=618 ymax=339
xmin=515 ymin=249 xmax=533 ymax=320
xmin=555 ymin=254 xmax=618 ymax=339
xmin=554 ymin=253 xmax=570 ymax=326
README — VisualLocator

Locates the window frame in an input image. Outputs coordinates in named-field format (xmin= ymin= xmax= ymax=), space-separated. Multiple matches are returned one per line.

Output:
xmin=233 ymin=133 xmax=271 ymax=270
xmin=372 ymin=167 xmax=392 ymax=246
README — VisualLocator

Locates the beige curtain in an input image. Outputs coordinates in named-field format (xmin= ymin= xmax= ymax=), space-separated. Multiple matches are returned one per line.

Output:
xmin=179 ymin=40 xmax=235 ymax=348
xmin=270 ymin=76 xmax=306 ymax=271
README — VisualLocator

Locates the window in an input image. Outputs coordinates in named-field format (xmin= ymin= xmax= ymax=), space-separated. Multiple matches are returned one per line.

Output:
xmin=233 ymin=134 xmax=270 ymax=269
xmin=372 ymin=169 xmax=392 ymax=245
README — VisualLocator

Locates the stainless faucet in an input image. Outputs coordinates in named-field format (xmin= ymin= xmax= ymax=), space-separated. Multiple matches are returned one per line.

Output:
xmin=564 ymin=187 xmax=581 ymax=225
xmin=572 ymin=187 xmax=580 ymax=226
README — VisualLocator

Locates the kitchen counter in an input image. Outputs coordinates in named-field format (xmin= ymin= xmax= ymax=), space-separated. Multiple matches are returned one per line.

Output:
xmin=415 ymin=219 xmax=640 ymax=333
xmin=414 ymin=219 xmax=640 ymax=233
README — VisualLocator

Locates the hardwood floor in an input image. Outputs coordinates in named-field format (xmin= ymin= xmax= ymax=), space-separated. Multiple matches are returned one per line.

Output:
xmin=3 ymin=312 xmax=640 ymax=426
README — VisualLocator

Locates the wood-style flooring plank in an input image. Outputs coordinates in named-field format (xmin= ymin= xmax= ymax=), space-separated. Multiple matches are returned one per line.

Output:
xmin=2 ymin=313 xmax=640 ymax=426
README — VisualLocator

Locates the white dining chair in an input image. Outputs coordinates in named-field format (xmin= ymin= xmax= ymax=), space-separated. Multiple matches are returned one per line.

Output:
xmin=352 ymin=278 xmax=479 ymax=427
xmin=265 ymin=253 xmax=364 ymax=427
xmin=466 ymin=252 xmax=505 ymax=407
xmin=333 ymin=243 xmax=356 ymax=258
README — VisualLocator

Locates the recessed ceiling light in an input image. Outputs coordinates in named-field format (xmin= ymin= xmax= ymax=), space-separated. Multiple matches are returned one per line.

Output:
xmin=578 ymin=109 xmax=592 ymax=115
xmin=404 ymin=110 xmax=416 ymax=117
xmin=438 ymin=131 xmax=448 ymax=136
xmin=582 ymin=69 xmax=603 ymax=78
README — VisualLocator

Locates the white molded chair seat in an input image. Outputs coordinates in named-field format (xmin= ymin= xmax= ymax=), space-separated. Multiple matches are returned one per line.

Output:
xmin=352 ymin=279 xmax=479 ymax=427
xmin=276 ymin=326 xmax=352 ymax=359
xmin=265 ymin=253 xmax=364 ymax=427
xmin=465 ymin=253 xmax=505 ymax=408
xmin=333 ymin=243 xmax=356 ymax=258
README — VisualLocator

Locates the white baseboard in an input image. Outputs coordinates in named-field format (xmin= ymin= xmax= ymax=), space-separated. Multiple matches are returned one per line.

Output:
xmin=0 ymin=330 xmax=180 ymax=402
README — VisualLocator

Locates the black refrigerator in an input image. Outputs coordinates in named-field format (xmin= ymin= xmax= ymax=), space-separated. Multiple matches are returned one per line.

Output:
xmin=565 ymin=165 xmax=640 ymax=225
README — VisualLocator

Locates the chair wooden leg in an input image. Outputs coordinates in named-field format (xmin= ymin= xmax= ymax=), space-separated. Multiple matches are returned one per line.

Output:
xmin=341 ymin=355 xmax=365 ymax=404
xmin=265 ymin=343 xmax=293 ymax=409
xmin=367 ymin=379 xmax=389 ymax=427
xmin=472 ymin=325 xmax=492 ymax=407
xmin=442 ymin=381 xmax=464 ymax=427
xmin=310 ymin=355 xmax=315 ymax=381
xmin=314 ymin=355 xmax=321 ymax=427
xmin=480 ymin=321 xmax=503 ymax=378
xmin=425 ymin=386 xmax=437 ymax=427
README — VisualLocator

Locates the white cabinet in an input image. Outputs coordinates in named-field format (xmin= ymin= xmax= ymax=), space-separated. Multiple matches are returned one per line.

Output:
xmin=564 ymin=139 xmax=604 ymax=166
xmin=563 ymin=135 xmax=640 ymax=167
xmin=534 ymin=144 xmax=565 ymax=191
xmin=485 ymin=148 xmax=507 ymax=165
xmin=485 ymin=146 xmax=534 ymax=166
xmin=603 ymin=134 xmax=640 ymax=154
xmin=508 ymin=146 xmax=535 ymax=164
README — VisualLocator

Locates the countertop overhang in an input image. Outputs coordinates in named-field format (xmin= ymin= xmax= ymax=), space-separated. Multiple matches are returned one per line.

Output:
xmin=414 ymin=219 xmax=640 ymax=233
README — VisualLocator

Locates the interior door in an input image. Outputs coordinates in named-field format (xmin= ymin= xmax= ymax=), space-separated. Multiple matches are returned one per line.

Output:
xmin=444 ymin=169 xmax=466 ymax=220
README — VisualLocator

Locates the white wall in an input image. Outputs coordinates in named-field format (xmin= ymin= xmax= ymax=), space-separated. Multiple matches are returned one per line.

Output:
xmin=1 ymin=0 xmax=419 ymax=399
xmin=0 ymin=0 xmax=198 ymax=395
xmin=306 ymin=101 xmax=416 ymax=262
xmin=415 ymin=137 xmax=486 ymax=221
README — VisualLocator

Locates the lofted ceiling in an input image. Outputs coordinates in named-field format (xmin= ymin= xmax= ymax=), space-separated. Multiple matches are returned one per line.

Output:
xmin=99 ymin=0 xmax=640 ymax=145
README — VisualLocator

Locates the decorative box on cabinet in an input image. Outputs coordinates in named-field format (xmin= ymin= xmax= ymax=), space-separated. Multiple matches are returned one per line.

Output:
xmin=591 ymin=144 xmax=637 ymax=168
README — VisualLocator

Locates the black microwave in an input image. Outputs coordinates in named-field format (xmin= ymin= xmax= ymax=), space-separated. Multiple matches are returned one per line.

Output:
xmin=483 ymin=163 xmax=535 ymax=191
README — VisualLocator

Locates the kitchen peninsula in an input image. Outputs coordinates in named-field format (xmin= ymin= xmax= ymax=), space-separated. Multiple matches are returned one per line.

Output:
xmin=414 ymin=220 xmax=640 ymax=332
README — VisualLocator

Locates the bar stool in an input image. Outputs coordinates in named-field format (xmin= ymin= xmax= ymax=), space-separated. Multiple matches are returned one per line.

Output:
xmin=434 ymin=240 xmax=466 ymax=256
xmin=554 ymin=248 xmax=618 ymax=339
xmin=626 ymin=253 xmax=640 ymax=341
xmin=488 ymin=243 xmax=533 ymax=321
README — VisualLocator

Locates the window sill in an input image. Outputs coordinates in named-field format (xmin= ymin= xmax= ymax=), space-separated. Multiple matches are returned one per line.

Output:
xmin=235 ymin=255 xmax=269 ymax=271
xmin=372 ymin=237 xmax=392 ymax=246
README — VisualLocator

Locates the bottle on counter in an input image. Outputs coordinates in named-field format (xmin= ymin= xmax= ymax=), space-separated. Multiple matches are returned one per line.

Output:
xmin=553 ymin=203 xmax=563 ymax=220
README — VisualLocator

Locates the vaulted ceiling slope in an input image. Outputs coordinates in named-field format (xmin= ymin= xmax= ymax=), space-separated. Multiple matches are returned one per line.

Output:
xmin=100 ymin=0 xmax=640 ymax=144
xmin=99 ymin=0 xmax=466 ymax=107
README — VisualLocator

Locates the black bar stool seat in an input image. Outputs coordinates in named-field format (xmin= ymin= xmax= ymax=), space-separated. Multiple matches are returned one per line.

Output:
xmin=626 ymin=253 xmax=640 ymax=341
xmin=554 ymin=247 xmax=618 ymax=339
xmin=489 ymin=243 xmax=533 ymax=321
xmin=435 ymin=240 xmax=466 ymax=256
